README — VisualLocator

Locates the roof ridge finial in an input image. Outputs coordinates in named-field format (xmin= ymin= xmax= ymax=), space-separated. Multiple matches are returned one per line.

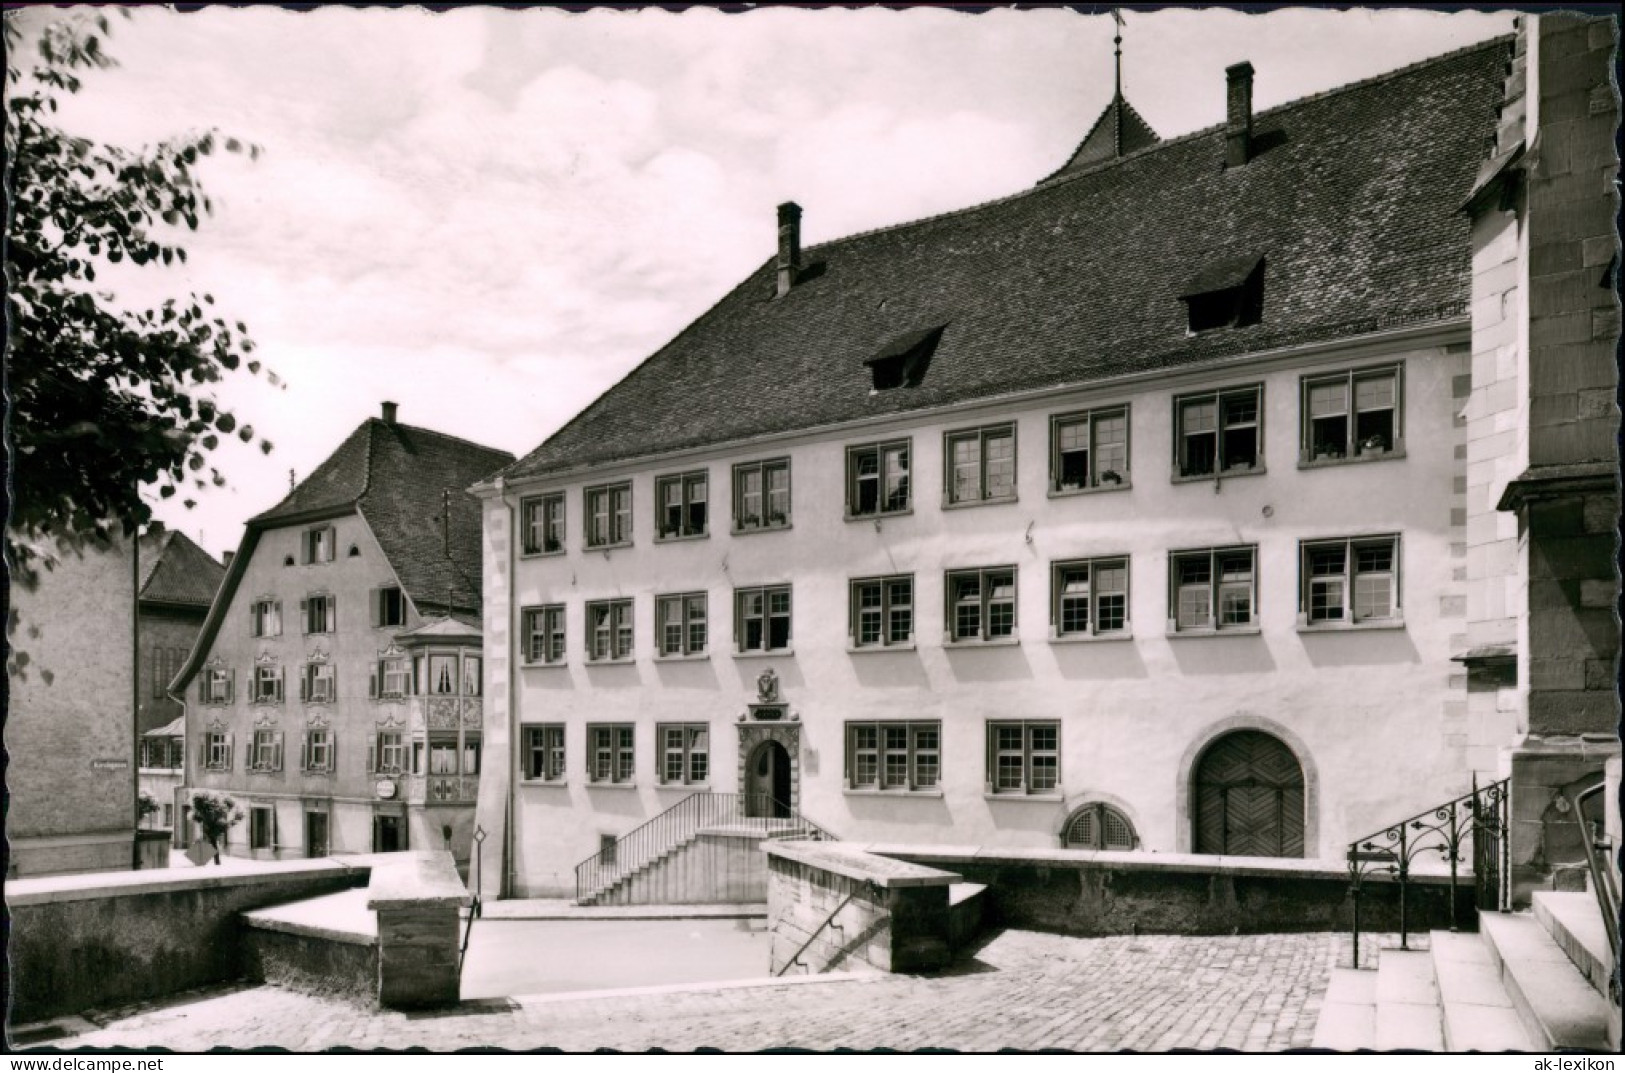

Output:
xmin=1112 ymin=7 xmax=1124 ymax=101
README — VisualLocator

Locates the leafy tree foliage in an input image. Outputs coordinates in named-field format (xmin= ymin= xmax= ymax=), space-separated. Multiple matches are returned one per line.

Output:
xmin=189 ymin=788 xmax=244 ymax=865
xmin=5 ymin=12 xmax=273 ymax=581
xmin=138 ymin=788 xmax=160 ymax=825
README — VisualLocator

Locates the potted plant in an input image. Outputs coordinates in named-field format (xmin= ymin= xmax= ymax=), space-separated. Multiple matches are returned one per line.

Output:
xmin=1099 ymin=469 xmax=1124 ymax=486
xmin=1360 ymin=433 xmax=1389 ymax=455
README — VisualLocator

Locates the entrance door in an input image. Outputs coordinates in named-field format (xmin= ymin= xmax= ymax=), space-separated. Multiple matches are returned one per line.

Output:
xmin=305 ymin=812 xmax=329 ymax=858
xmin=373 ymin=814 xmax=404 ymax=853
xmin=1194 ymin=730 xmax=1305 ymax=857
xmin=745 ymin=741 xmax=792 ymax=819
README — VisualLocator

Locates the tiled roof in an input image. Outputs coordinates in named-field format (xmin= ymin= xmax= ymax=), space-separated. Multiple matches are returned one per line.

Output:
xmin=144 ymin=715 xmax=186 ymax=738
xmin=1047 ymin=92 xmax=1162 ymax=178
xmin=502 ymin=39 xmax=1508 ymax=484
xmin=252 ymin=418 xmax=513 ymax=616
xmin=138 ymin=529 xmax=224 ymax=609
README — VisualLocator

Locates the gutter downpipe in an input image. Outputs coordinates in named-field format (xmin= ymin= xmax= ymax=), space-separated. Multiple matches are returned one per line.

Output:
xmin=132 ymin=529 xmax=142 ymax=868
xmin=499 ymin=478 xmax=519 ymax=900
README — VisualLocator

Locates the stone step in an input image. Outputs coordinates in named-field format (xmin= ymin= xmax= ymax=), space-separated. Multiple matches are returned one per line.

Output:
xmin=1310 ymin=968 xmax=1377 ymax=1050
xmin=1430 ymin=930 xmax=1535 ymax=1052
xmin=1374 ymin=949 xmax=1444 ymax=1050
xmin=1480 ymin=911 xmax=1612 ymax=1051
xmin=1532 ymin=890 xmax=1615 ymax=997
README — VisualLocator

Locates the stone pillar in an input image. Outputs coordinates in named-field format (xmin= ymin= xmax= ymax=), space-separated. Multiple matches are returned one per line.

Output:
xmin=367 ymin=851 xmax=472 ymax=1009
xmin=1491 ymin=13 xmax=1621 ymax=903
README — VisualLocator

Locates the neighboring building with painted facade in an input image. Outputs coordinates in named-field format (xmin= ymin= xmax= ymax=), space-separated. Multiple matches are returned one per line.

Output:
xmin=472 ymin=24 xmax=1618 ymax=901
xmin=173 ymin=403 xmax=513 ymax=865
xmin=7 ymin=528 xmax=223 ymax=877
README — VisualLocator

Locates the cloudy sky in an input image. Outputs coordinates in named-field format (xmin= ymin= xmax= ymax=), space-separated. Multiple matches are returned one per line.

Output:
xmin=14 ymin=4 xmax=1516 ymax=559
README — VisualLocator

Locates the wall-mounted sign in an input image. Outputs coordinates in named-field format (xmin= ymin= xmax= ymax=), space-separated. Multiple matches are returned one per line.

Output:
xmin=375 ymin=779 xmax=397 ymax=800
xmin=90 ymin=758 xmax=130 ymax=770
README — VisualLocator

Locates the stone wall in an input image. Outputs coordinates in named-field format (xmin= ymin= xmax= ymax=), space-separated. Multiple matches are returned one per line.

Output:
xmin=7 ymin=536 xmax=138 ymax=878
xmin=368 ymin=851 xmax=471 ymax=1008
xmin=767 ymin=842 xmax=958 ymax=975
xmin=591 ymin=830 xmax=776 ymax=905
xmin=5 ymin=860 xmax=368 ymax=1023
xmin=873 ymin=846 xmax=1474 ymax=939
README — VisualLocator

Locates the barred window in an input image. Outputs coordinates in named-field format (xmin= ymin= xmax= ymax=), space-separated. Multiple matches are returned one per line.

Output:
xmin=1062 ymin=803 xmax=1137 ymax=850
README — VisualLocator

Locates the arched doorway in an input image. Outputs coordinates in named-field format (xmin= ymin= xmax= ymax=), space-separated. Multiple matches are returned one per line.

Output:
xmin=1062 ymin=802 xmax=1138 ymax=850
xmin=1193 ymin=730 xmax=1305 ymax=857
xmin=745 ymin=740 xmax=792 ymax=818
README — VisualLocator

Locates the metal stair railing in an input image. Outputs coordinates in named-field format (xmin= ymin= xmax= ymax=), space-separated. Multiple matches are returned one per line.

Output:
xmin=573 ymin=792 xmax=831 ymax=904
xmin=1346 ymin=775 xmax=1509 ymax=969
xmin=775 ymin=892 xmax=857 ymax=976
xmin=1566 ymin=778 xmax=1620 ymax=1007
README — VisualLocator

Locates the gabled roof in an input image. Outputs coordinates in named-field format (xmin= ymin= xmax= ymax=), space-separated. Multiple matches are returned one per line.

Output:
xmin=252 ymin=417 xmax=514 ymax=617
xmin=395 ymin=615 xmax=482 ymax=645
xmin=169 ymin=417 xmax=512 ymax=698
xmin=1045 ymin=92 xmax=1162 ymax=179
xmin=138 ymin=529 xmax=224 ymax=609
xmin=501 ymin=38 xmax=1508 ymax=484
xmin=144 ymin=716 xmax=186 ymax=738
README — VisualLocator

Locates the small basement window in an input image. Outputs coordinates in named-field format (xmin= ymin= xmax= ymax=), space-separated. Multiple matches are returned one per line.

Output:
xmin=1180 ymin=255 xmax=1263 ymax=333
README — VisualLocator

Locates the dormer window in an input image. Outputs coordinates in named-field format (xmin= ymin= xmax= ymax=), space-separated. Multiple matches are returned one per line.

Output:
xmin=863 ymin=325 xmax=944 ymax=392
xmin=1180 ymin=255 xmax=1263 ymax=333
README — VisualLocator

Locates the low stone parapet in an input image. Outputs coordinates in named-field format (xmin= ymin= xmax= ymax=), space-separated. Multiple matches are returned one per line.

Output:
xmin=766 ymin=841 xmax=961 ymax=975
xmin=367 ymin=850 xmax=473 ymax=1009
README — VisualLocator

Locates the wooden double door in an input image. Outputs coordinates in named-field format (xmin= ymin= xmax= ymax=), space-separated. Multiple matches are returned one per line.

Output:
xmin=1194 ymin=730 xmax=1305 ymax=858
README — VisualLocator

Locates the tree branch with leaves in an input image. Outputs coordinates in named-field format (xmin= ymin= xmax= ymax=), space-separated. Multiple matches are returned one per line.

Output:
xmin=5 ymin=12 xmax=275 ymax=586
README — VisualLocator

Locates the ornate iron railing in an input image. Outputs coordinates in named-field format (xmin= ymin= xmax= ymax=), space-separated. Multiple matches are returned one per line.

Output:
xmin=1347 ymin=776 xmax=1509 ymax=968
xmin=573 ymin=792 xmax=833 ymax=904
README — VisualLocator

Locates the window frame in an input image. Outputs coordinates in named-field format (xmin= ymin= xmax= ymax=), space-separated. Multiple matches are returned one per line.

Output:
xmin=656 ymin=722 xmax=710 ymax=786
xmin=372 ymin=586 xmax=407 ymax=629
xmin=849 ymin=575 xmax=915 ymax=649
xmin=1298 ymin=534 xmax=1402 ymax=627
xmin=523 ymin=724 xmax=567 ymax=783
xmin=585 ymin=598 xmax=635 ymax=662
xmin=248 ymin=729 xmax=284 ymax=773
xmin=943 ymin=423 xmax=1018 ymax=506
xmin=373 ymin=730 xmax=407 ymax=776
xmin=844 ymin=721 xmax=941 ymax=793
xmin=1050 ymin=557 xmax=1131 ymax=639
xmin=734 ymin=584 xmax=792 ymax=655
xmin=521 ymin=604 xmax=567 ymax=665
xmin=251 ymin=663 xmax=285 ymax=705
xmin=204 ymin=730 xmax=233 ymax=771
xmin=303 ymin=525 xmax=336 ymax=565
xmin=654 ymin=470 xmax=709 ymax=541
xmin=1049 ymin=406 xmax=1131 ymax=494
xmin=656 ymin=592 xmax=708 ymax=658
xmin=731 ymin=458 xmax=792 ymax=533
xmin=300 ymin=659 xmax=337 ymax=704
xmin=944 ymin=566 xmax=1018 ymax=644
xmin=249 ymin=805 xmax=276 ymax=850
xmin=1168 ymin=545 xmax=1259 ymax=633
xmin=587 ymin=723 xmax=636 ymax=785
xmin=520 ymin=492 xmax=567 ymax=556
xmin=985 ymin=720 xmax=1061 ymax=796
xmin=250 ymin=598 xmax=282 ymax=639
xmin=203 ymin=667 xmax=235 ymax=706
xmin=1061 ymin=802 xmax=1139 ymax=850
xmin=1300 ymin=364 xmax=1405 ymax=466
xmin=583 ymin=482 xmax=633 ymax=550
xmin=301 ymin=593 xmax=336 ymax=635
xmin=1172 ymin=385 xmax=1265 ymax=481
xmin=845 ymin=439 xmax=912 ymax=519
xmin=303 ymin=727 xmax=333 ymax=774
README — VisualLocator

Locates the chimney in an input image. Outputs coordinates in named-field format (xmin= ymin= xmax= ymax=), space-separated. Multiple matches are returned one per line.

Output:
xmin=222 ymin=550 xmax=235 ymax=569
xmin=1225 ymin=61 xmax=1254 ymax=167
xmin=775 ymin=201 xmax=802 ymax=297
xmin=381 ymin=400 xmax=398 ymax=425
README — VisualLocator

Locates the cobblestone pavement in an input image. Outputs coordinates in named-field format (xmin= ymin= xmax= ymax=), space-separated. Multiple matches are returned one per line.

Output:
xmin=67 ymin=929 xmax=1347 ymax=1052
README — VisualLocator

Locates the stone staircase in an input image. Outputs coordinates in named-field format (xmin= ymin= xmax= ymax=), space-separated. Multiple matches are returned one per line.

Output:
xmin=1313 ymin=891 xmax=1617 ymax=1051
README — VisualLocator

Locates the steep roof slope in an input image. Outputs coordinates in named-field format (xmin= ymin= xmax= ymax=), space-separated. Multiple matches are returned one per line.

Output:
xmin=138 ymin=529 xmax=224 ymax=609
xmin=504 ymin=39 xmax=1508 ymax=483
xmin=250 ymin=416 xmax=512 ymax=616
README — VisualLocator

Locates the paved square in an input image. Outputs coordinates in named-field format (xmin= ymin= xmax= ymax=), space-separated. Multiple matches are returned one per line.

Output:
xmin=65 ymin=929 xmax=1342 ymax=1052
